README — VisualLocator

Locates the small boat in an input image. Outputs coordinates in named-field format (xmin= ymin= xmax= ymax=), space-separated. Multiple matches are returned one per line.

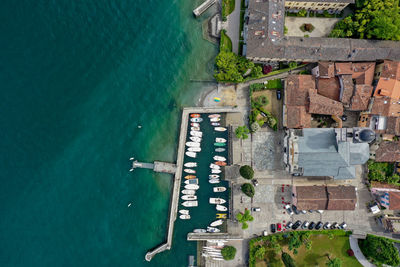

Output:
xmin=209 ymin=174 xmax=219 ymax=179
xmin=188 ymin=147 xmax=201 ymax=152
xmin=184 ymin=175 xmax=196 ymax=180
xmin=215 ymin=127 xmax=227 ymax=132
xmin=213 ymin=156 xmax=226 ymax=161
xmin=185 ymin=184 xmax=200 ymax=190
xmin=186 ymin=142 xmax=200 ymax=147
xmin=208 ymin=114 xmax=221 ymax=118
xmin=179 ymin=209 xmax=189 ymax=215
xmin=209 ymin=179 xmax=220 ymax=184
xmin=211 ymin=169 xmax=222 ymax=174
xmin=215 ymin=148 xmax=225 ymax=152
xmin=190 ymin=118 xmax=203 ymax=123
xmin=193 ymin=229 xmax=207 ymax=233
xmin=189 ymin=137 xmax=201 ymax=143
xmin=184 ymin=162 xmax=197 ymax=168
xmin=214 ymin=142 xmax=226 ymax=147
xmin=210 ymin=163 xmax=221 ymax=169
xmin=190 ymin=114 xmax=201 ymax=118
xmin=213 ymin=187 xmax=227 ymax=192
xmin=191 ymin=122 xmax=200 ymax=127
xmin=207 ymin=227 xmax=221 ymax=233
xmin=182 ymin=189 xmax=196 ymax=195
xmin=182 ymin=195 xmax=197 ymax=200
xmin=210 ymin=219 xmax=224 ymax=227
xmin=184 ymin=169 xmax=196 ymax=174
xmin=190 ymin=131 xmax=202 ymax=137
xmin=184 ymin=179 xmax=198 ymax=185
xmin=209 ymin=198 xmax=226 ymax=204
xmin=216 ymin=205 xmax=227 ymax=211
xmin=191 ymin=127 xmax=200 ymax=131
xmin=185 ymin=152 xmax=197 ymax=158
xmin=210 ymin=117 xmax=220 ymax=122
xmin=216 ymin=213 xmax=227 ymax=219
xmin=215 ymin=161 xmax=227 ymax=166
xmin=215 ymin=138 xmax=227 ymax=143
xmin=180 ymin=214 xmax=191 ymax=219
xmin=182 ymin=201 xmax=198 ymax=207
xmin=211 ymin=122 xmax=220 ymax=126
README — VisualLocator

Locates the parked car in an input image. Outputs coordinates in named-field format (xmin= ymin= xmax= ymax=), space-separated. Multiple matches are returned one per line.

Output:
xmin=308 ymin=221 xmax=316 ymax=230
xmin=252 ymin=207 xmax=261 ymax=212
xmin=271 ymin=224 xmax=276 ymax=233
xmin=263 ymin=230 xmax=268 ymax=236
xmin=276 ymin=89 xmax=282 ymax=100
xmin=252 ymin=179 xmax=259 ymax=187
xmin=308 ymin=209 xmax=314 ymax=213
xmin=317 ymin=210 xmax=324 ymax=214
xmin=301 ymin=221 xmax=310 ymax=229
xmin=331 ymin=222 xmax=339 ymax=229
xmin=277 ymin=223 xmax=282 ymax=231
xmin=292 ymin=220 xmax=302 ymax=230
xmin=339 ymin=222 xmax=347 ymax=229
xmin=315 ymin=221 xmax=323 ymax=230
xmin=301 ymin=210 xmax=307 ymax=214
xmin=285 ymin=204 xmax=294 ymax=215
xmin=323 ymin=222 xmax=331 ymax=230
xmin=286 ymin=222 xmax=293 ymax=229
xmin=292 ymin=205 xmax=300 ymax=215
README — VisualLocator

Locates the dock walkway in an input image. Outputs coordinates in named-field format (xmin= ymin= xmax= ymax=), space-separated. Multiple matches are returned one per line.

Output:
xmin=193 ymin=0 xmax=217 ymax=17
xmin=144 ymin=107 xmax=239 ymax=261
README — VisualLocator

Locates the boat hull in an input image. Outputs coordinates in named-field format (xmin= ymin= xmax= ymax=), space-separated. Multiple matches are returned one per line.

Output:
xmin=184 ymin=179 xmax=198 ymax=185
xmin=185 ymin=184 xmax=200 ymax=190
xmin=211 ymin=169 xmax=222 ymax=174
xmin=210 ymin=219 xmax=224 ymax=227
xmin=215 ymin=127 xmax=227 ymax=132
xmin=215 ymin=138 xmax=227 ymax=143
xmin=213 ymin=156 xmax=226 ymax=161
xmin=209 ymin=198 xmax=226 ymax=204
xmin=184 ymin=162 xmax=197 ymax=167
xmin=216 ymin=205 xmax=227 ymax=211
xmin=182 ymin=189 xmax=195 ymax=195
xmin=209 ymin=179 xmax=220 ymax=184
xmin=190 ymin=118 xmax=203 ymax=122
xmin=180 ymin=215 xmax=191 ymax=219
xmin=182 ymin=201 xmax=198 ymax=207
xmin=188 ymin=147 xmax=201 ymax=152
xmin=184 ymin=169 xmax=196 ymax=174
xmin=208 ymin=114 xmax=221 ymax=118
xmin=190 ymin=114 xmax=201 ymax=118
xmin=182 ymin=195 xmax=197 ymax=200
xmin=214 ymin=142 xmax=226 ymax=147
xmin=185 ymin=152 xmax=197 ymax=158
xmin=215 ymin=148 xmax=225 ymax=152
xmin=184 ymin=175 xmax=196 ymax=179
xmin=207 ymin=227 xmax=221 ymax=233
xmin=215 ymin=161 xmax=227 ymax=166
xmin=213 ymin=186 xmax=227 ymax=192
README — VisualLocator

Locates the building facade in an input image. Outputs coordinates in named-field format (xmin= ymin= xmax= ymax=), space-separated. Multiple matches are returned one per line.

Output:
xmin=285 ymin=0 xmax=353 ymax=12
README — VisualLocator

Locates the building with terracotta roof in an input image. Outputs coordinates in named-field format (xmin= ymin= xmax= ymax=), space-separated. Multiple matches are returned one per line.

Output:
xmin=308 ymin=89 xmax=343 ymax=116
xmin=374 ymin=60 xmax=400 ymax=99
xmin=370 ymin=96 xmax=400 ymax=117
xmin=292 ymin=185 xmax=356 ymax=210
xmin=349 ymin=84 xmax=374 ymax=111
xmin=375 ymin=141 xmax=400 ymax=162
xmin=317 ymin=77 xmax=341 ymax=101
xmin=339 ymin=74 xmax=354 ymax=106
xmin=389 ymin=192 xmax=400 ymax=210
xmin=335 ymin=62 xmax=376 ymax=85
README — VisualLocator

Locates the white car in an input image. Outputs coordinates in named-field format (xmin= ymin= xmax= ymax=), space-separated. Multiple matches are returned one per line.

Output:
xmin=285 ymin=204 xmax=294 ymax=215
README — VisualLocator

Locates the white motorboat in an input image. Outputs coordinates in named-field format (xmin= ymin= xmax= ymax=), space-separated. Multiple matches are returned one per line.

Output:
xmin=215 ymin=138 xmax=227 ymax=143
xmin=193 ymin=229 xmax=207 ymax=233
xmin=179 ymin=209 xmax=189 ymax=215
xmin=185 ymin=184 xmax=200 ymax=190
xmin=215 ymin=127 xmax=227 ymax=132
xmin=209 ymin=163 xmax=221 ymax=169
xmin=182 ymin=201 xmax=198 ymax=207
xmin=185 ymin=152 xmax=197 ymax=158
xmin=184 ymin=179 xmax=198 ymax=185
xmin=210 ymin=219 xmax=224 ymax=227
xmin=184 ymin=169 xmax=196 ymax=174
xmin=207 ymin=227 xmax=221 ymax=233
xmin=216 ymin=205 xmax=228 ymax=211
xmin=213 ymin=156 xmax=226 ymax=161
xmin=210 ymin=117 xmax=220 ymax=122
xmin=190 ymin=131 xmax=203 ymax=137
xmin=191 ymin=122 xmax=200 ymax=127
xmin=186 ymin=142 xmax=200 ymax=147
xmin=209 ymin=174 xmax=219 ymax=179
xmin=215 ymin=148 xmax=225 ymax=152
xmin=209 ymin=179 xmax=220 ymax=184
xmin=188 ymin=147 xmax=201 ymax=152
xmin=180 ymin=214 xmax=191 ymax=219
xmin=211 ymin=169 xmax=222 ymax=174
xmin=182 ymin=195 xmax=197 ymax=201
xmin=189 ymin=137 xmax=201 ymax=143
xmin=209 ymin=198 xmax=226 ymax=204
xmin=190 ymin=118 xmax=203 ymax=122
xmin=213 ymin=186 xmax=226 ymax=192
xmin=184 ymin=162 xmax=197 ymax=168
xmin=191 ymin=126 xmax=200 ymax=131
xmin=182 ymin=189 xmax=196 ymax=195
xmin=208 ymin=114 xmax=221 ymax=118
xmin=211 ymin=122 xmax=220 ymax=126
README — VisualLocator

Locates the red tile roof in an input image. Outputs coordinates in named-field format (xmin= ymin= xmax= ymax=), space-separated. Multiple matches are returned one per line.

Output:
xmin=318 ymin=62 xmax=335 ymax=78
xmin=371 ymin=96 xmax=400 ymax=117
xmin=335 ymin=62 xmax=376 ymax=85
xmin=295 ymin=186 xmax=356 ymax=210
xmin=317 ymin=77 xmax=341 ymax=101
xmin=309 ymin=89 xmax=344 ymax=116
xmin=389 ymin=192 xmax=400 ymax=210
xmin=340 ymin=75 xmax=354 ymax=106
xmin=374 ymin=60 xmax=400 ymax=99
xmin=286 ymin=106 xmax=311 ymax=129
xmin=349 ymin=84 xmax=373 ymax=111
xmin=375 ymin=141 xmax=400 ymax=162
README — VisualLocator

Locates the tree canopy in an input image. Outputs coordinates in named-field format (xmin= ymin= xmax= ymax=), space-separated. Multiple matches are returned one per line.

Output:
xmin=235 ymin=125 xmax=250 ymax=139
xmin=239 ymin=165 xmax=254 ymax=179
xmin=254 ymin=246 xmax=266 ymax=260
xmin=359 ymin=235 xmax=400 ymax=266
xmin=282 ymin=252 xmax=297 ymax=267
xmin=326 ymin=257 xmax=342 ymax=267
xmin=330 ymin=0 xmax=400 ymax=40
xmin=221 ymin=245 xmax=236 ymax=260
xmin=236 ymin=208 xmax=254 ymax=229
xmin=241 ymin=183 xmax=255 ymax=198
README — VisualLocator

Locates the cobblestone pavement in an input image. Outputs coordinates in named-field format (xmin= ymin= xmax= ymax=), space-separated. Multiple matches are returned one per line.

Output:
xmin=251 ymin=129 xmax=284 ymax=172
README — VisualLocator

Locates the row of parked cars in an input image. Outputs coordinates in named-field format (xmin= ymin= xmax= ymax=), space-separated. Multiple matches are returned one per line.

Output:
xmin=270 ymin=221 xmax=347 ymax=233
xmin=284 ymin=204 xmax=323 ymax=215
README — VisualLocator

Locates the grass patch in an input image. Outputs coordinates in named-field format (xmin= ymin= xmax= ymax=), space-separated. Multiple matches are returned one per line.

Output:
xmin=222 ymin=0 xmax=235 ymax=18
xmin=359 ymin=234 xmax=400 ymax=266
xmin=220 ymin=30 xmax=232 ymax=52
xmin=368 ymin=160 xmax=400 ymax=185
xmin=243 ymin=64 xmax=308 ymax=83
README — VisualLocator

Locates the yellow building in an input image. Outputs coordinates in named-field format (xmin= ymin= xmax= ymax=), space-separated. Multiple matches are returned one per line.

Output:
xmin=285 ymin=0 xmax=353 ymax=11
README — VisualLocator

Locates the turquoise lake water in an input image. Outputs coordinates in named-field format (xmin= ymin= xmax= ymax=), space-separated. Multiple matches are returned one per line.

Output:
xmin=0 ymin=1 xmax=218 ymax=266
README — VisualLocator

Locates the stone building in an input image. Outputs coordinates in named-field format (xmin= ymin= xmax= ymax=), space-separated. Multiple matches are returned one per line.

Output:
xmin=285 ymin=0 xmax=353 ymax=12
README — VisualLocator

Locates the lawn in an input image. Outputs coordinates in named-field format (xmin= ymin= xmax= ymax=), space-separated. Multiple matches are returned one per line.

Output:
xmin=220 ymin=30 xmax=232 ymax=52
xmin=222 ymin=0 xmax=235 ymax=18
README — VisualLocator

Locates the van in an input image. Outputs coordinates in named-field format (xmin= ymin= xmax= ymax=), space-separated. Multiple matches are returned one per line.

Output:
xmin=252 ymin=207 xmax=261 ymax=212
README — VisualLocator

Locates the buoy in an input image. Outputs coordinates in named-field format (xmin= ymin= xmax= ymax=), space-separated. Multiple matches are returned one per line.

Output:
xmin=138 ymin=125 xmax=142 ymax=128
xmin=128 ymin=203 xmax=132 ymax=207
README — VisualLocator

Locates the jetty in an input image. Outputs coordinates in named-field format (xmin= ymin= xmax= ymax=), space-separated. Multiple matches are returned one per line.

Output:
xmin=142 ymin=107 xmax=239 ymax=261
xmin=193 ymin=0 xmax=216 ymax=17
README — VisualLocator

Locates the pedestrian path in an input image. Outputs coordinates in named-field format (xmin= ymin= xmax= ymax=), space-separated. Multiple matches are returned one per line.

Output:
xmin=349 ymin=235 xmax=376 ymax=267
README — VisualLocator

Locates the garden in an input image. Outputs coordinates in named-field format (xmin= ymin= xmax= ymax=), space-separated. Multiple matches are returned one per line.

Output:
xmin=222 ymin=0 xmax=235 ymax=20
xmin=220 ymin=30 xmax=232 ymax=52
xmin=367 ymin=160 xmax=400 ymax=186
xmin=359 ymin=234 xmax=400 ymax=267
xmin=249 ymin=231 xmax=362 ymax=267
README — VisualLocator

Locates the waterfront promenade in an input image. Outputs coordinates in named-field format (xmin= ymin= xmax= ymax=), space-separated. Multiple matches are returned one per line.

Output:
xmin=145 ymin=107 xmax=240 ymax=261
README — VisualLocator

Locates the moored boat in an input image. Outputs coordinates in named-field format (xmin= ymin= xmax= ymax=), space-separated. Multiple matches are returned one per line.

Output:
xmin=190 ymin=113 xmax=201 ymax=118
xmin=185 ymin=152 xmax=197 ymax=158
xmin=209 ymin=174 xmax=219 ymax=179
xmin=211 ymin=169 xmax=222 ymax=174
xmin=184 ymin=169 xmax=196 ymax=174
xmin=182 ymin=189 xmax=196 ymax=195
xmin=211 ymin=122 xmax=220 ymax=126
xmin=215 ymin=148 xmax=225 ymax=152
xmin=214 ymin=142 xmax=226 ymax=147
xmin=207 ymin=227 xmax=221 ymax=233
xmin=190 ymin=118 xmax=203 ymax=122
xmin=184 ymin=162 xmax=197 ymax=168
xmin=210 ymin=163 xmax=221 ymax=169
xmin=191 ymin=126 xmax=200 ymax=131
xmin=186 ymin=142 xmax=200 ymax=147
xmin=193 ymin=229 xmax=207 ymax=233
xmin=180 ymin=214 xmax=191 ymax=219
xmin=216 ymin=213 xmax=227 ymax=219
xmin=209 ymin=198 xmax=226 ymax=204
xmin=184 ymin=175 xmax=196 ymax=179
xmin=210 ymin=219 xmax=224 ymax=227
xmin=182 ymin=195 xmax=197 ymax=201
xmin=215 ymin=127 xmax=227 ymax=132
xmin=185 ymin=184 xmax=200 ymax=190
xmin=189 ymin=137 xmax=201 ymax=143
xmin=215 ymin=161 xmax=227 ymax=166
xmin=213 ymin=186 xmax=227 ymax=192
xmin=190 ymin=131 xmax=202 ymax=137
xmin=216 ymin=205 xmax=227 ymax=211
xmin=208 ymin=114 xmax=221 ymax=118
xmin=188 ymin=147 xmax=201 ymax=152
xmin=179 ymin=209 xmax=189 ymax=215
xmin=191 ymin=122 xmax=200 ymax=127
xmin=210 ymin=117 xmax=220 ymax=122
xmin=184 ymin=179 xmax=198 ymax=185
xmin=215 ymin=138 xmax=227 ymax=143
xmin=213 ymin=156 xmax=226 ymax=161
xmin=182 ymin=201 xmax=198 ymax=207
xmin=209 ymin=179 xmax=220 ymax=184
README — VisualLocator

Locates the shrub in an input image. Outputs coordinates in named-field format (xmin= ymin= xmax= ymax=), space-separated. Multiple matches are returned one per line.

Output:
xmin=251 ymin=121 xmax=261 ymax=132
xmin=262 ymin=65 xmax=272 ymax=74
xmin=254 ymin=245 xmax=266 ymax=260
xmin=257 ymin=119 xmax=265 ymax=127
xmin=298 ymin=9 xmax=307 ymax=17
xmin=221 ymin=245 xmax=236 ymax=260
xmin=282 ymin=252 xmax=297 ymax=267
xmin=241 ymin=183 xmax=255 ymax=197
xmin=255 ymin=95 xmax=268 ymax=106
xmin=284 ymin=26 xmax=288 ymax=34
xmin=240 ymin=165 xmax=254 ymax=179
xmin=347 ymin=249 xmax=354 ymax=257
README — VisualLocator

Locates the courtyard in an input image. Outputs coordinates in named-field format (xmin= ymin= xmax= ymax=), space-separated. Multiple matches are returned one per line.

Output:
xmin=285 ymin=17 xmax=340 ymax=37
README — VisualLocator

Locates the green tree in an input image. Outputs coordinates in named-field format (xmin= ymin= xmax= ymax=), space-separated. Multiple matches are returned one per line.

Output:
xmin=254 ymin=245 xmax=266 ymax=260
xmin=288 ymin=61 xmax=298 ymax=69
xmin=239 ymin=165 xmax=254 ymax=179
xmin=359 ymin=235 xmax=400 ymax=266
xmin=288 ymin=232 xmax=302 ymax=251
xmin=251 ymin=121 xmax=261 ymax=132
xmin=251 ymin=66 xmax=263 ymax=78
xmin=241 ymin=183 xmax=255 ymax=197
xmin=326 ymin=257 xmax=342 ymax=267
xmin=282 ymin=252 xmax=297 ymax=267
xmin=235 ymin=125 xmax=250 ymax=139
xmin=306 ymin=241 xmax=312 ymax=250
xmin=221 ymin=245 xmax=236 ymax=260
xmin=236 ymin=208 xmax=254 ymax=229
xmin=298 ymin=9 xmax=307 ymax=17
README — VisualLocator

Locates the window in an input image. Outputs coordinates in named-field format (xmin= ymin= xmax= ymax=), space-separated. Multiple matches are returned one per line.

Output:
xmin=317 ymin=3 xmax=323 ymax=6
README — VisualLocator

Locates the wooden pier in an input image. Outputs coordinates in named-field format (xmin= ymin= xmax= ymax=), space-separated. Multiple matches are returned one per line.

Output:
xmin=193 ymin=0 xmax=217 ymax=17
xmin=130 ymin=160 xmax=176 ymax=174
